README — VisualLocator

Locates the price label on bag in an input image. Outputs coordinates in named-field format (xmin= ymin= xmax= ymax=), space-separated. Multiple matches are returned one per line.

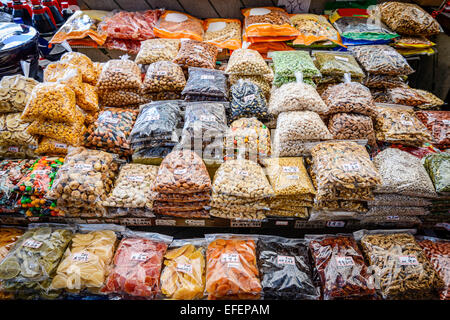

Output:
xmin=54 ymin=143 xmax=67 ymax=149
xmin=221 ymin=253 xmax=239 ymax=264
xmin=72 ymin=251 xmax=90 ymax=262
xmin=200 ymin=75 xmax=215 ymax=80
xmin=176 ymin=263 xmax=193 ymax=274
xmin=8 ymin=147 xmax=19 ymax=153
xmin=282 ymin=166 xmax=299 ymax=173
xmin=243 ymin=94 xmax=255 ymax=103
xmin=74 ymin=163 xmax=93 ymax=171
xmin=326 ymin=221 xmax=346 ymax=228
xmin=23 ymin=239 xmax=43 ymax=249
xmin=33 ymin=170 xmax=48 ymax=176
xmin=127 ymin=175 xmax=145 ymax=182
xmin=398 ymin=255 xmax=418 ymax=266
xmin=275 ymin=220 xmax=289 ymax=226
xmin=342 ymin=162 xmax=360 ymax=172
xmin=185 ymin=219 xmax=205 ymax=226
xmin=277 ymin=255 xmax=295 ymax=266
xmin=155 ymin=219 xmax=176 ymax=226
xmin=335 ymin=56 xmax=349 ymax=62
xmin=286 ymin=175 xmax=299 ymax=180
xmin=230 ymin=220 xmax=261 ymax=228
xmin=336 ymin=256 xmax=355 ymax=268
xmin=174 ymin=169 xmax=187 ymax=175
xmin=131 ymin=252 xmax=149 ymax=262
xmin=386 ymin=216 xmax=400 ymax=221
xmin=200 ymin=115 xmax=216 ymax=122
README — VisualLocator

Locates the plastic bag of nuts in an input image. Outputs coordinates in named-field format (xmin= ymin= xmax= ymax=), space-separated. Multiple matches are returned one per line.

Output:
xmin=312 ymin=51 xmax=365 ymax=80
xmin=76 ymin=83 xmax=99 ymax=113
xmin=423 ymin=153 xmax=450 ymax=194
xmin=386 ymin=87 xmax=428 ymax=107
xmin=355 ymin=230 xmax=444 ymax=300
xmin=327 ymin=113 xmax=376 ymax=145
xmin=350 ymin=45 xmax=414 ymax=76
xmin=154 ymin=11 xmax=204 ymax=41
xmin=307 ymin=234 xmax=376 ymax=300
xmin=84 ymin=108 xmax=138 ymax=158
xmin=377 ymin=2 xmax=441 ymax=36
xmin=0 ymin=113 xmax=37 ymax=147
xmin=373 ymin=148 xmax=437 ymax=198
xmin=21 ymin=83 xmax=77 ymax=124
xmin=272 ymin=51 xmax=321 ymax=86
xmin=143 ymin=61 xmax=185 ymax=93
xmin=374 ymin=104 xmax=432 ymax=146
xmin=173 ymin=40 xmax=218 ymax=70
xmin=225 ymin=49 xmax=272 ymax=76
xmin=60 ymin=52 xmax=96 ymax=85
xmin=135 ymin=39 xmax=180 ymax=65
xmin=363 ymin=74 xmax=407 ymax=89
xmin=181 ymin=67 xmax=227 ymax=99
xmin=35 ymin=138 xmax=69 ymax=156
xmin=313 ymin=200 xmax=368 ymax=213
xmin=230 ymin=79 xmax=270 ymax=122
xmin=0 ymin=145 xmax=36 ymax=159
xmin=415 ymin=111 xmax=449 ymax=147
xmin=44 ymin=62 xmax=83 ymax=95
xmin=277 ymin=111 xmax=332 ymax=143
xmin=96 ymin=58 xmax=143 ymax=91
xmin=204 ymin=18 xmax=242 ymax=50
xmin=152 ymin=150 xmax=212 ymax=194
xmin=365 ymin=206 xmax=428 ymax=217
xmin=414 ymin=89 xmax=445 ymax=109
xmin=0 ymin=75 xmax=38 ymax=113
xmin=368 ymin=194 xmax=432 ymax=207
xmin=229 ymin=75 xmax=271 ymax=101
xmin=99 ymin=88 xmax=150 ymax=107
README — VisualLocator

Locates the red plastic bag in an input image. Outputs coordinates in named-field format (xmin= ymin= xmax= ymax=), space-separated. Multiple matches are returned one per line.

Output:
xmin=104 ymin=38 xmax=142 ymax=55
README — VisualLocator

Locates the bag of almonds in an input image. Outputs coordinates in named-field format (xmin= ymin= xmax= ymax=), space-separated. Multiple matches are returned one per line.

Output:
xmin=327 ymin=113 xmax=376 ymax=145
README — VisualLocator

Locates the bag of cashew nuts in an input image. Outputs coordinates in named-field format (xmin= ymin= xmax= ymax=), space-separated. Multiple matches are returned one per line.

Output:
xmin=373 ymin=148 xmax=437 ymax=198
xmin=173 ymin=39 xmax=218 ymax=70
xmin=327 ymin=113 xmax=376 ymax=145
xmin=135 ymin=39 xmax=181 ymax=65
xmin=355 ymin=229 xmax=445 ymax=300
xmin=143 ymin=61 xmax=186 ymax=93
xmin=0 ymin=75 xmax=38 ymax=113
xmin=96 ymin=58 xmax=143 ymax=91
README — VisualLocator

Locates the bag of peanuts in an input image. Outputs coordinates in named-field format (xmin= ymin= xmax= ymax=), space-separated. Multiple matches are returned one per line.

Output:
xmin=205 ymin=234 xmax=262 ymax=300
xmin=173 ymin=39 xmax=218 ymax=70
xmin=225 ymin=48 xmax=272 ymax=76
xmin=99 ymin=88 xmax=151 ymax=107
xmin=135 ymin=39 xmax=181 ymax=65
xmin=154 ymin=11 xmax=204 ymax=41
xmin=327 ymin=113 xmax=376 ymax=145
xmin=355 ymin=229 xmax=445 ymax=300
xmin=143 ymin=61 xmax=185 ymax=93
xmin=76 ymin=83 xmax=99 ymax=113
xmin=306 ymin=234 xmax=376 ymax=300
xmin=60 ymin=51 xmax=97 ymax=85
xmin=204 ymin=19 xmax=242 ymax=51
xmin=43 ymin=62 xmax=83 ymax=95
xmin=414 ymin=89 xmax=445 ymax=109
xmin=96 ymin=58 xmax=143 ymax=91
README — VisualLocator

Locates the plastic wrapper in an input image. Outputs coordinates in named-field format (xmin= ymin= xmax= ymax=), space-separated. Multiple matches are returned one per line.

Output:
xmin=147 ymin=92 xmax=182 ymax=101
xmin=102 ymin=231 xmax=171 ymax=299
xmin=414 ymin=89 xmax=445 ymax=109
xmin=327 ymin=113 xmax=376 ymax=144
xmin=350 ymin=45 xmax=414 ymax=76
xmin=272 ymin=133 xmax=326 ymax=157
xmin=152 ymin=150 xmax=211 ymax=195
xmin=152 ymin=191 xmax=210 ymax=203
xmin=96 ymin=59 xmax=142 ymax=91
xmin=308 ymin=209 xmax=361 ymax=222
xmin=35 ymin=139 xmax=69 ymax=156
xmin=387 ymin=87 xmax=428 ymax=107
xmin=314 ymin=200 xmax=367 ymax=213
xmin=84 ymin=108 xmax=137 ymax=158
xmin=313 ymin=51 xmax=364 ymax=80
xmin=60 ymin=52 xmax=96 ymax=85
xmin=154 ymin=11 xmax=204 ymax=41
xmin=209 ymin=207 xmax=266 ymax=220
xmin=365 ymin=206 xmax=428 ymax=217
xmin=266 ymin=207 xmax=309 ymax=218
xmin=0 ymin=160 xmax=32 ymax=213
xmin=135 ymin=39 xmax=180 ymax=65
xmin=359 ymin=215 xmax=422 ymax=227
xmin=423 ymin=153 xmax=450 ymax=193
xmin=47 ymin=147 xmax=119 ymax=206
xmin=229 ymin=75 xmax=271 ymax=101
xmin=368 ymin=194 xmax=432 ymax=207
xmin=173 ymin=40 xmax=218 ymax=70
xmin=378 ymin=2 xmax=441 ymax=36
xmin=374 ymin=104 xmax=432 ymax=146
xmin=363 ymin=74 xmax=407 ymax=89
xmin=0 ymin=227 xmax=24 ymax=264
xmin=356 ymin=230 xmax=444 ymax=300
xmin=0 ymin=75 xmax=38 ymax=114
xmin=160 ymin=239 xmax=206 ymax=300
xmin=212 ymin=159 xmax=273 ymax=199
xmin=291 ymin=14 xmax=341 ymax=46
xmin=43 ymin=62 xmax=82 ymax=95
xmin=99 ymin=10 xmax=162 ymax=41
xmin=50 ymin=10 xmax=108 ymax=46
xmin=255 ymin=236 xmax=318 ymax=300
xmin=76 ymin=83 xmax=99 ymax=113
xmin=321 ymin=81 xmax=376 ymax=117
xmin=225 ymin=49 xmax=272 ymax=76
xmin=307 ymin=234 xmax=375 ymax=300
xmin=21 ymin=83 xmax=77 ymax=124
xmin=51 ymin=225 xmax=124 ymax=293
xmin=98 ymin=89 xmax=150 ymax=107
xmin=230 ymin=79 xmax=269 ymax=122
xmin=418 ymin=237 xmax=450 ymax=300
xmin=103 ymin=38 xmax=141 ymax=54
xmin=393 ymin=36 xmax=435 ymax=49
xmin=205 ymin=234 xmax=261 ymax=300
xmin=181 ymin=67 xmax=227 ymax=99
xmin=0 ymin=224 xmax=73 ymax=285
xmin=416 ymin=111 xmax=449 ymax=147
xmin=272 ymin=51 xmax=320 ymax=86
xmin=0 ymin=146 xmax=36 ymax=160
xmin=241 ymin=7 xmax=298 ymax=40
xmin=204 ymin=19 xmax=241 ymax=50
xmin=154 ymin=200 xmax=209 ymax=212
xmin=0 ymin=113 xmax=37 ymax=147
xmin=143 ymin=61 xmax=185 ymax=94
xmin=277 ymin=111 xmax=332 ymax=142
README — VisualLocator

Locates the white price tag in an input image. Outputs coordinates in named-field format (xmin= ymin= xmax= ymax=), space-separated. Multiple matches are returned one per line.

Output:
xmin=131 ymin=252 xmax=149 ymax=262
xmin=176 ymin=263 xmax=193 ymax=274
xmin=286 ymin=175 xmax=299 ymax=180
xmin=72 ymin=252 xmax=90 ymax=262
xmin=277 ymin=255 xmax=295 ymax=266
xmin=401 ymin=120 xmax=413 ymax=126
xmin=74 ymin=163 xmax=93 ymax=171
xmin=342 ymin=162 xmax=360 ymax=172
xmin=0 ymin=171 xmax=5 ymax=175
xmin=221 ymin=253 xmax=239 ymax=263
xmin=54 ymin=143 xmax=67 ymax=149
xmin=33 ymin=170 xmax=48 ymax=176
xmin=155 ymin=219 xmax=176 ymax=226
xmin=336 ymin=256 xmax=355 ymax=267
xmin=230 ymin=220 xmax=262 ymax=228
xmin=282 ymin=166 xmax=299 ymax=173
xmin=193 ymin=45 xmax=204 ymax=52
xmin=156 ymin=71 xmax=168 ymax=76
xmin=243 ymin=94 xmax=255 ymax=103
xmin=185 ymin=219 xmax=205 ymax=226
xmin=127 ymin=175 xmax=145 ymax=182
xmin=23 ymin=239 xmax=42 ymax=249
xmin=200 ymin=115 xmax=216 ymax=122
xmin=275 ymin=220 xmax=289 ymax=226
xmin=201 ymin=75 xmax=215 ymax=80
xmin=151 ymin=44 xmax=165 ymax=50
xmin=8 ymin=147 xmax=19 ymax=153
xmin=386 ymin=216 xmax=400 ymax=221
xmin=105 ymin=118 xmax=120 ymax=124
xmin=144 ymin=109 xmax=160 ymax=122
xmin=238 ymin=170 xmax=249 ymax=177
xmin=335 ymin=56 xmax=349 ymax=62
xmin=442 ymin=120 xmax=450 ymax=125
xmin=398 ymin=255 xmax=419 ymax=266
xmin=174 ymin=168 xmax=187 ymax=175
xmin=326 ymin=221 xmax=346 ymax=228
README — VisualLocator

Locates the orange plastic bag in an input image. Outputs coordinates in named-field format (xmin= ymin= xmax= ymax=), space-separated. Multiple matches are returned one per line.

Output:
xmin=248 ymin=42 xmax=294 ymax=59
xmin=205 ymin=234 xmax=262 ymax=300
xmin=291 ymin=14 xmax=343 ymax=46
xmin=242 ymin=7 xmax=298 ymax=41
xmin=204 ymin=19 xmax=242 ymax=50
xmin=154 ymin=11 xmax=204 ymax=41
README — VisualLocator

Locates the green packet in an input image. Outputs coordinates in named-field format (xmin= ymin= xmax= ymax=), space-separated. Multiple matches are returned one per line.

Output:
xmin=423 ymin=153 xmax=450 ymax=193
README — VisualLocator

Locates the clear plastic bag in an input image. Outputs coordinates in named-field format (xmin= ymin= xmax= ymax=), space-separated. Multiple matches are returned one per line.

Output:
xmin=257 ymin=236 xmax=319 ymax=300
xmin=363 ymin=74 xmax=407 ymax=89
xmin=60 ymin=52 xmax=96 ymax=85
xmin=308 ymin=209 xmax=362 ymax=222
xmin=204 ymin=19 xmax=241 ymax=50
xmin=102 ymin=231 xmax=172 ymax=299
xmin=51 ymin=224 xmax=124 ymax=293
xmin=423 ymin=153 xmax=450 ymax=194
xmin=27 ymin=115 xmax=86 ymax=146
xmin=416 ymin=111 xmax=450 ymax=147
xmin=230 ymin=79 xmax=269 ymax=122
xmin=98 ymin=88 xmax=150 ymax=107
xmin=267 ymin=207 xmax=309 ymax=218
xmin=143 ymin=61 xmax=185 ymax=93
xmin=0 ymin=160 xmax=32 ymax=214
xmin=387 ymin=87 xmax=428 ymax=107
xmin=0 ymin=145 xmax=36 ymax=160
xmin=291 ymin=13 xmax=341 ymax=46
xmin=307 ymin=234 xmax=375 ymax=300
xmin=209 ymin=207 xmax=266 ymax=220
xmin=44 ymin=62 xmax=83 ymax=95
xmin=181 ymin=101 xmax=228 ymax=138
xmin=181 ymin=67 xmax=227 ymax=98
xmin=327 ymin=113 xmax=376 ymax=144
xmin=21 ymin=83 xmax=77 ymax=124
xmin=152 ymin=150 xmax=211 ymax=194
xmin=374 ymin=104 xmax=432 ymax=146
xmin=205 ymin=234 xmax=262 ymax=300
xmin=35 ymin=138 xmax=69 ymax=156
xmin=96 ymin=59 xmax=143 ymax=91
xmin=0 ymin=227 xmax=24 ymax=263
xmin=212 ymin=159 xmax=274 ymax=199
xmin=135 ymin=39 xmax=180 ymax=65
xmin=417 ymin=237 xmax=450 ymax=300
xmin=0 ymin=113 xmax=37 ymax=147
xmin=321 ymin=81 xmax=376 ymax=117
xmin=225 ymin=49 xmax=272 ymax=76
xmin=365 ymin=206 xmax=428 ymax=217
xmin=277 ymin=111 xmax=332 ymax=142
xmin=414 ymin=89 xmax=445 ymax=109
xmin=314 ymin=200 xmax=368 ymax=213
xmin=272 ymin=51 xmax=321 ymax=86
xmin=0 ymin=75 xmax=38 ymax=113
xmin=359 ymin=215 xmax=422 ymax=227
xmin=173 ymin=40 xmax=218 ymax=70
xmin=76 ymin=83 xmax=99 ymax=113
xmin=313 ymin=51 xmax=364 ymax=80
xmin=368 ymin=194 xmax=432 ymax=207
xmin=350 ymin=45 xmax=414 ymax=76
xmin=229 ymin=75 xmax=271 ymax=101
xmin=378 ymin=2 xmax=441 ymax=36
xmin=160 ymin=239 xmax=206 ymax=300
xmin=157 ymin=209 xmax=210 ymax=219
xmin=84 ymin=108 xmax=138 ymax=158
xmin=356 ymin=229 xmax=444 ymax=300
xmin=152 ymin=191 xmax=210 ymax=203
xmin=153 ymin=11 xmax=204 ymax=41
